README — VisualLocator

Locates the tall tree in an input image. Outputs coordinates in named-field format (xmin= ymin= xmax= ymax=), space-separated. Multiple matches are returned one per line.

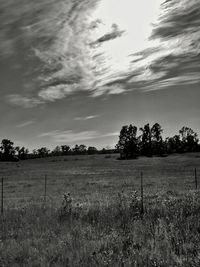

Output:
xmin=117 ymin=124 xmax=138 ymax=159
xmin=0 ymin=139 xmax=15 ymax=161
xmin=151 ymin=123 xmax=164 ymax=155
xmin=139 ymin=123 xmax=152 ymax=156
xmin=179 ymin=126 xmax=199 ymax=152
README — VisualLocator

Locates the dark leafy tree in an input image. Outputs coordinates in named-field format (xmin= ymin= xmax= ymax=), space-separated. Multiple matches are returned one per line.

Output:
xmin=52 ymin=146 xmax=62 ymax=156
xmin=72 ymin=144 xmax=87 ymax=155
xmin=0 ymin=139 xmax=15 ymax=161
xmin=165 ymin=135 xmax=182 ymax=153
xmin=179 ymin=126 xmax=199 ymax=152
xmin=117 ymin=124 xmax=139 ymax=159
xmin=37 ymin=147 xmax=50 ymax=158
xmin=151 ymin=123 xmax=164 ymax=155
xmin=87 ymin=146 xmax=98 ymax=155
xmin=139 ymin=123 xmax=152 ymax=156
xmin=32 ymin=149 xmax=38 ymax=157
xmin=15 ymin=146 xmax=29 ymax=160
xmin=61 ymin=145 xmax=71 ymax=155
xmin=19 ymin=147 xmax=29 ymax=160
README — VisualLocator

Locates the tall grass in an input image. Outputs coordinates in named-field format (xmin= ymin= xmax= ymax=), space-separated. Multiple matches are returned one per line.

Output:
xmin=1 ymin=190 xmax=200 ymax=266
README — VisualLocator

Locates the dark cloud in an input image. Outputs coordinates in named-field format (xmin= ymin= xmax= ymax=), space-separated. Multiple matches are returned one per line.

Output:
xmin=91 ymin=24 xmax=125 ymax=45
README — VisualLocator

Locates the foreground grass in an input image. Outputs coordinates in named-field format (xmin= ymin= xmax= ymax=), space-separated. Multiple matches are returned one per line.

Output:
xmin=1 ymin=190 xmax=200 ymax=266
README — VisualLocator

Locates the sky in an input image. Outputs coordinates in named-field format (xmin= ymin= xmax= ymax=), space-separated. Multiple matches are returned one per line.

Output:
xmin=0 ymin=0 xmax=200 ymax=150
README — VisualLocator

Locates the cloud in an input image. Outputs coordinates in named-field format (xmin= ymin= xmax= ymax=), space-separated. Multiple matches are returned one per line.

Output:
xmin=92 ymin=84 xmax=126 ymax=97
xmin=74 ymin=115 xmax=100 ymax=121
xmin=38 ymin=130 xmax=118 ymax=143
xmin=98 ymin=0 xmax=200 ymax=94
xmin=1 ymin=0 xmax=99 ymax=104
xmin=6 ymin=95 xmax=44 ymax=108
xmin=16 ymin=120 xmax=35 ymax=128
xmin=38 ymin=84 xmax=77 ymax=101
xmin=2 ymin=0 xmax=200 ymax=104
xmin=91 ymin=24 xmax=125 ymax=45
xmin=151 ymin=0 xmax=200 ymax=40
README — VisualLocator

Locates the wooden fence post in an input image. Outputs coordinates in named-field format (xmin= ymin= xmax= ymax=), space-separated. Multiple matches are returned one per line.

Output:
xmin=1 ymin=178 xmax=4 ymax=215
xmin=195 ymin=168 xmax=197 ymax=190
xmin=44 ymin=175 xmax=47 ymax=204
xmin=141 ymin=172 xmax=144 ymax=215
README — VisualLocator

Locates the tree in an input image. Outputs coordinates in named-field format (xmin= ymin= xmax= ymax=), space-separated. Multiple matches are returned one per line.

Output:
xmin=32 ymin=149 xmax=38 ymax=158
xmin=0 ymin=139 xmax=15 ymax=161
xmin=139 ymin=123 xmax=152 ymax=156
xmin=18 ymin=147 xmax=29 ymax=160
xmin=165 ymin=135 xmax=182 ymax=153
xmin=52 ymin=146 xmax=62 ymax=156
xmin=179 ymin=126 xmax=199 ymax=152
xmin=79 ymin=144 xmax=87 ymax=154
xmin=87 ymin=146 xmax=98 ymax=155
xmin=37 ymin=147 xmax=50 ymax=158
xmin=61 ymin=145 xmax=71 ymax=155
xmin=151 ymin=123 xmax=164 ymax=155
xmin=117 ymin=124 xmax=139 ymax=159
xmin=72 ymin=144 xmax=87 ymax=155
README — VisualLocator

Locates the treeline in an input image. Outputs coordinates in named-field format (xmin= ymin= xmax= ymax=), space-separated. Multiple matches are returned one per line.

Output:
xmin=0 ymin=123 xmax=199 ymax=161
xmin=116 ymin=123 xmax=200 ymax=159
xmin=0 ymin=140 xmax=114 ymax=162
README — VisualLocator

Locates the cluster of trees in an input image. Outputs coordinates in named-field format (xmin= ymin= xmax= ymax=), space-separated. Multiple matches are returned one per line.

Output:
xmin=0 ymin=124 xmax=199 ymax=161
xmin=33 ymin=144 xmax=99 ymax=157
xmin=0 ymin=140 xmax=114 ymax=161
xmin=0 ymin=139 xmax=29 ymax=161
xmin=116 ymin=123 xmax=199 ymax=159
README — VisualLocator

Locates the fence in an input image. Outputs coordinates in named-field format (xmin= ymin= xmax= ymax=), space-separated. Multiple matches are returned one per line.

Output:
xmin=0 ymin=168 xmax=198 ymax=215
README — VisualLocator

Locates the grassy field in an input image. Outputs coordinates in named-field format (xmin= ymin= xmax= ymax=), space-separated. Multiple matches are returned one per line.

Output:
xmin=0 ymin=152 xmax=199 ymax=207
xmin=0 ymin=153 xmax=200 ymax=266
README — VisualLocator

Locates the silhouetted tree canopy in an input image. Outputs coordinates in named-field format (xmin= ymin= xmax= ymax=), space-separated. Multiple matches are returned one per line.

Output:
xmin=117 ymin=124 xmax=139 ymax=159
xmin=0 ymin=139 xmax=16 ymax=161
xmin=117 ymin=123 xmax=199 ymax=159
xmin=0 ymin=123 xmax=199 ymax=161
xmin=88 ymin=146 xmax=98 ymax=155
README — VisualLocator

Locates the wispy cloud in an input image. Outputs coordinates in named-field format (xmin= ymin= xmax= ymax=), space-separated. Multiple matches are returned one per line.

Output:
xmin=1 ymin=0 xmax=99 ymax=106
xmin=6 ymin=95 xmax=44 ymax=108
xmin=16 ymin=120 xmax=35 ymax=128
xmin=91 ymin=23 xmax=125 ymax=45
xmin=2 ymin=0 xmax=200 ymax=105
xmin=38 ymin=84 xmax=76 ymax=102
xmin=74 ymin=115 xmax=100 ymax=121
xmin=90 ymin=0 xmax=200 ymax=95
xmin=38 ymin=130 xmax=118 ymax=143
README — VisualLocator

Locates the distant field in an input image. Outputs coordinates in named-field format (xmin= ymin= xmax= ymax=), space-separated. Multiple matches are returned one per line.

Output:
xmin=0 ymin=152 xmax=199 ymax=208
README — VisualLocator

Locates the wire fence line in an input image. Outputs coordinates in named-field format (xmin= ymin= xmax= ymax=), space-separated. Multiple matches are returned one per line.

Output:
xmin=0 ymin=168 xmax=199 ymax=215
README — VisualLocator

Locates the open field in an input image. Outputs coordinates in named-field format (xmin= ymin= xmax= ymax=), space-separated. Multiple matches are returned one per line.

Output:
xmin=0 ymin=152 xmax=199 ymax=207
xmin=1 ymin=153 xmax=200 ymax=266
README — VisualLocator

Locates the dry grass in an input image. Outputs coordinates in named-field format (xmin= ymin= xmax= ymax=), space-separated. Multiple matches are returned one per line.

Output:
xmin=0 ymin=153 xmax=200 ymax=266
xmin=1 ymin=190 xmax=200 ymax=266
xmin=0 ymin=152 xmax=199 ymax=207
